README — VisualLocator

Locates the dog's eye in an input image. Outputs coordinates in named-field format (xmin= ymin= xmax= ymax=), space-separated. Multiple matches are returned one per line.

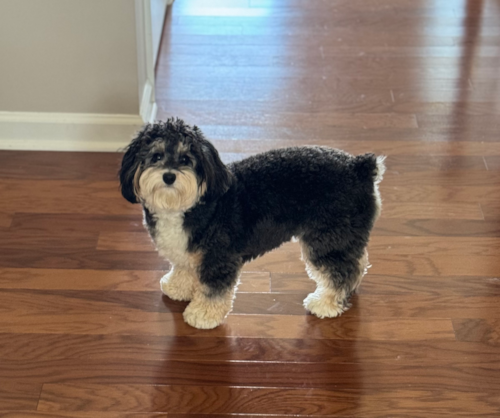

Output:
xmin=152 ymin=153 xmax=163 ymax=163
xmin=179 ymin=155 xmax=191 ymax=165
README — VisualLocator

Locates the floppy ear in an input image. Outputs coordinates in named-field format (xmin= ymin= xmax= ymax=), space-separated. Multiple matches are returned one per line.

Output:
xmin=119 ymin=130 xmax=146 ymax=204
xmin=193 ymin=133 xmax=233 ymax=199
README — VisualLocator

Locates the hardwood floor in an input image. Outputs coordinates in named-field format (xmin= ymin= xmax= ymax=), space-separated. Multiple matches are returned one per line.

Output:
xmin=1 ymin=0 xmax=500 ymax=416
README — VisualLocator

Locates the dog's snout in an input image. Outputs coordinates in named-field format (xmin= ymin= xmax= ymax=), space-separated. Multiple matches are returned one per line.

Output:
xmin=163 ymin=172 xmax=176 ymax=185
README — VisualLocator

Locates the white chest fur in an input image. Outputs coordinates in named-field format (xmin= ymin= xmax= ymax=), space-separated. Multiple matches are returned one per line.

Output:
xmin=148 ymin=210 xmax=192 ymax=268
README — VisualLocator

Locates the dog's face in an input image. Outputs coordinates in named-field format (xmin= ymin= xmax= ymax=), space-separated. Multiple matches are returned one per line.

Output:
xmin=120 ymin=119 xmax=232 ymax=212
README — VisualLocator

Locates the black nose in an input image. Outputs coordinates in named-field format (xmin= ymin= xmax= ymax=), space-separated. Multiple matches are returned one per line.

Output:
xmin=163 ymin=173 xmax=176 ymax=185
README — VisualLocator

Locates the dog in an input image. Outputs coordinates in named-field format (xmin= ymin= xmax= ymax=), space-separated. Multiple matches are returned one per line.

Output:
xmin=119 ymin=118 xmax=385 ymax=329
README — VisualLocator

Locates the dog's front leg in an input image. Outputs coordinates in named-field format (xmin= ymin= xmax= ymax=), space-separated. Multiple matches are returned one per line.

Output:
xmin=160 ymin=266 xmax=197 ymax=302
xmin=183 ymin=260 xmax=240 ymax=329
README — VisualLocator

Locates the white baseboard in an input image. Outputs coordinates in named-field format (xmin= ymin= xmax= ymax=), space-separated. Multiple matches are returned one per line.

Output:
xmin=0 ymin=111 xmax=144 ymax=152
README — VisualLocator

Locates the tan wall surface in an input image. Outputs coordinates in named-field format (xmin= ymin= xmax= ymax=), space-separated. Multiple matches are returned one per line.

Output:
xmin=0 ymin=0 xmax=139 ymax=114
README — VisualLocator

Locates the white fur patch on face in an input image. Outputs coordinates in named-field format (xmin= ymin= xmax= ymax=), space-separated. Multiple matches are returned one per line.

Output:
xmin=138 ymin=167 xmax=200 ymax=212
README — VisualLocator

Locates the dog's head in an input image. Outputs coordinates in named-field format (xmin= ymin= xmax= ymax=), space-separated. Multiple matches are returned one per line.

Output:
xmin=119 ymin=118 xmax=232 ymax=212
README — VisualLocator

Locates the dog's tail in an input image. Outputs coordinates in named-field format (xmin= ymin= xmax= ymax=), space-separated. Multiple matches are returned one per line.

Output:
xmin=353 ymin=153 xmax=386 ymax=184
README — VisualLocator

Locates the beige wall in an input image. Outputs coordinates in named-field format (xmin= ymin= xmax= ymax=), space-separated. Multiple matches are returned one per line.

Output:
xmin=0 ymin=0 xmax=140 ymax=115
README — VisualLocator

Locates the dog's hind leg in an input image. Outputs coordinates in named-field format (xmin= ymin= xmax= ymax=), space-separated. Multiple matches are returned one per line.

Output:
xmin=301 ymin=239 xmax=369 ymax=318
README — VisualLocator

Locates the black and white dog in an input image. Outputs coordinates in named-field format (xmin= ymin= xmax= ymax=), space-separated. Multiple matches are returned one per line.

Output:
xmin=119 ymin=118 xmax=385 ymax=329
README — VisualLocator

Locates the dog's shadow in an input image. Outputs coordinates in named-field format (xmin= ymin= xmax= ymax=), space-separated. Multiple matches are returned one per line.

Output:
xmin=153 ymin=293 xmax=364 ymax=414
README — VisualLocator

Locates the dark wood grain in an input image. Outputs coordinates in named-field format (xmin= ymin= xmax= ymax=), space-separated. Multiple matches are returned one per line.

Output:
xmin=0 ymin=381 xmax=41 ymax=411
xmin=10 ymin=359 xmax=500 ymax=392
xmin=1 ymin=333 xmax=497 ymax=365
xmin=10 ymin=213 xmax=145 ymax=233
xmin=0 ymin=151 xmax=120 ymax=181
xmin=453 ymin=318 xmax=500 ymax=346
xmin=272 ymin=273 xmax=500 ymax=297
xmin=0 ymin=180 xmax=139 ymax=215
xmin=374 ymin=218 xmax=500 ymax=237
xmin=0 ymin=229 xmax=99 ymax=251
xmin=0 ymin=248 xmax=169 ymax=270
xmin=0 ymin=413 xmax=329 ymax=418
xmin=244 ymin=245 xmax=499 ymax=276
xmin=233 ymin=292 xmax=500 ymax=319
xmin=1 ymin=0 xmax=499 ymax=415
xmin=37 ymin=384 xmax=500 ymax=415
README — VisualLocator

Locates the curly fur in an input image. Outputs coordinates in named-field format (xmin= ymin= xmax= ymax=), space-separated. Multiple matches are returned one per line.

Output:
xmin=120 ymin=118 xmax=385 ymax=329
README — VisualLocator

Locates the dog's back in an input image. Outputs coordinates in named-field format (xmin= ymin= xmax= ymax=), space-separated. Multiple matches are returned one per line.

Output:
xmin=229 ymin=146 xmax=384 ymax=225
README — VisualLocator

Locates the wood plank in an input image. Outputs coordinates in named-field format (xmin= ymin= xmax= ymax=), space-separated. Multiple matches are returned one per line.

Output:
xmin=2 ymin=358 xmax=499 ymax=391
xmin=9 ymin=213 xmax=145 ymax=234
xmin=174 ymin=14 xmax=500 ymax=29
xmin=0 ymin=381 xmax=41 ymax=411
xmin=1 ymin=333 xmax=498 ymax=365
xmin=0 ymin=269 xmax=268 ymax=293
xmin=0 ymin=152 xmax=120 ymax=181
xmin=0 ymin=212 xmax=12 ymax=228
xmin=208 ymin=139 xmax=500 ymax=156
xmin=485 ymin=155 xmax=500 ymax=170
xmin=160 ymin=60 xmax=500 ymax=79
xmin=9 ymin=357 xmax=500 ymax=391
xmin=369 ymin=236 xmax=500 ymax=256
xmin=1 ymin=285 xmax=497 ymax=323
xmin=237 ymin=272 xmax=270 ymax=292
xmin=164 ymin=27 xmax=500 ymax=47
xmin=0 ymin=180 xmax=138 ymax=215
xmin=453 ymin=318 xmax=500 ymax=346
xmin=199 ymin=123 xmax=500 ymax=143
xmin=480 ymin=202 xmax=500 ymax=221
xmin=373 ymin=218 xmax=500 ymax=237
xmin=157 ymin=81 xmax=393 ymax=108
xmin=233 ymin=292 xmax=500 ymax=319
xmin=0 ymin=230 xmax=99 ymax=251
xmin=162 ymin=97 xmax=500 ymax=120
xmin=381 ymin=185 xmax=500 ymax=204
xmin=272 ymin=273 xmax=500 ymax=297
xmin=380 ymin=201 xmax=483 ymax=219
xmin=38 ymin=384 xmax=500 ymax=415
xmin=9 ymin=333 xmax=500 ymax=368
xmin=0 ymin=413 xmax=333 ymax=418
xmin=0 ymin=269 xmax=161 ymax=291
xmin=196 ymin=123 xmax=500 ymax=143
xmin=384 ymin=155 xmax=487 ymax=171
xmin=97 ymin=232 xmax=154 ymax=252
xmin=382 ymin=170 xmax=500 ymax=187
xmin=0 ymin=249 xmax=169 ymax=270
xmin=368 ymin=255 xmax=500 ymax=277
xmin=246 ymin=247 xmax=500 ymax=276
xmin=0 ymin=413 xmax=354 ymax=418
xmin=417 ymin=114 xmax=500 ymax=133
xmin=0 ymin=307 xmax=454 ymax=340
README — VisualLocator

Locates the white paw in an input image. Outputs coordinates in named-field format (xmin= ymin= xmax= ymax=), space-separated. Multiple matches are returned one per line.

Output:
xmin=303 ymin=291 xmax=346 ymax=319
xmin=183 ymin=297 xmax=232 ymax=329
xmin=160 ymin=271 xmax=194 ymax=302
